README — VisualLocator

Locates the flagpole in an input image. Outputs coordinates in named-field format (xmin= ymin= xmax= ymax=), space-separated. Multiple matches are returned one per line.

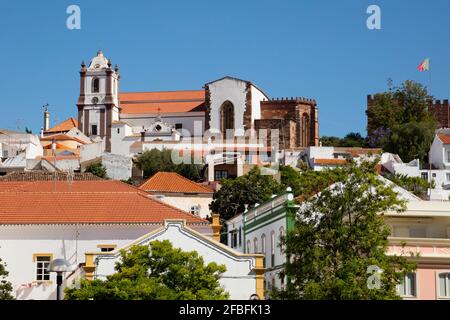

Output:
xmin=429 ymin=59 xmax=432 ymax=99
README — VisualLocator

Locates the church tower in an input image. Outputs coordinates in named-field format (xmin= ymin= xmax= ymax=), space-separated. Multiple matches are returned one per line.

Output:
xmin=77 ymin=50 xmax=120 ymax=152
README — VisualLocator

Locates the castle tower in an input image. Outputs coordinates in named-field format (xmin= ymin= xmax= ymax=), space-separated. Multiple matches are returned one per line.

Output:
xmin=76 ymin=50 xmax=120 ymax=152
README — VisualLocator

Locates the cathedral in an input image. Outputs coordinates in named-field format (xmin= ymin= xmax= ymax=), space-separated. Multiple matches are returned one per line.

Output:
xmin=76 ymin=51 xmax=319 ymax=156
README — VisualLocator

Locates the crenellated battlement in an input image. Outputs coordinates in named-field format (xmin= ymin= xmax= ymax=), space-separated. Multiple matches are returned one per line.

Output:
xmin=262 ymin=96 xmax=317 ymax=105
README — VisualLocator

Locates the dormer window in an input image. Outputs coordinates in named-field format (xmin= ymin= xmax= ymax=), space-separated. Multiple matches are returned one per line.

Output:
xmin=92 ymin=77 xmax=100 ymax=93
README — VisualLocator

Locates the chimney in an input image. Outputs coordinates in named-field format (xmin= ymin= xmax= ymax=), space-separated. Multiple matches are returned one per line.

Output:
xmin=211 ymin=213 xmax=222 ymax=242
xmin=43 ymin=105 xmax=50 ymax=131
xmin=40 ymin=127 xmax=44 ymax=138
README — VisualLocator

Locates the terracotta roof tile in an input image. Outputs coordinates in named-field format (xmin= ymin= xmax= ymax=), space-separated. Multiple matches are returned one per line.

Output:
xmin=0 ymin=180 xmax=207 ymax=225
xmin=0 ymin=171 xmax=101 ymax=182
xmin=139 ymin=172 xmax=213 ymax=194
xmin=438 ymin=134 xmax=450 ymax=144
xmin=314 ymin=158 xmax=348 ymax=165
xmin=40 ymin=134 xmax=87 ymax=145
xmin=44 ymin=118 xmax=78 ymax=134
xmin=119 ymin=90 xmax=205 ymax=114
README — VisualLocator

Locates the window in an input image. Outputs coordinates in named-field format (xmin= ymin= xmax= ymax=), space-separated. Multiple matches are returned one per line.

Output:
xmin=91 ymin=125 xmax=98 ymax=136
xmin=270 ymin=231 xmax=275 ymax=267
xmin=229 ymin=230 xmax=238 ymax=249
xmin=279 ymin=227 xmax=285 ymax=254
xmin=246 ymin=240 xmax=251 ymax=253
xmin=433 ymin=173 xmax=437 ymax=178
xmin=175 ymin=123 xmax=182 ymax=130
xmin=189 ymin=205 xmax=201 ymax=216
xmin=220 ymin=101 xmax=235 ymax=135
xmin=447 ymin=151 xmax=450 ymax=163
xmin=34 ymin=254 xmax=52 ymax=281
xmin=117 ymin=128 xmax=120 ymax=134
xmin=438 ymin=273 xmax=450 ymax=298
xmin=261 ymin=234 xmax=266 ymax=267
xmin=238 ymin=227 xmax=242 ymax=247
xmin=398 ymin=273 xmax=416 ymax=298
xmin=215 ymin=170 xmax=228 ymax=181
xmin=92 ymin=77 xmax=100 ymax=93
xmin=253 ymin=238 xmax=258 ymax=253
xmin=2 ymin=150 xmax=8 ymax=158
xmin=97 ymin=244 xmax=116 ymax=252
xmin=421 ymin=172 xmax=428 ymax=181
xmin=447 ymin=173 xmax=450 ymax=182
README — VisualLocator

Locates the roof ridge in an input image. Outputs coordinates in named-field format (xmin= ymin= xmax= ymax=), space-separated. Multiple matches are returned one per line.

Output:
xmin=135 ymin=191 xmax=208 ymax=223
xmin=140 ymin=172 xmax=213 ymax=193
xmin=120 ymin=89 xmax=204 ymax=94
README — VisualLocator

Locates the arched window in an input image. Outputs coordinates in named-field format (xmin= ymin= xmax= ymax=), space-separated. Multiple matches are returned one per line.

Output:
xmin=270 ymin=231 xmax=275 ymax=267
xmin=92 ymin=77 xmax=100 ymax=93
xmin=261 ymin=234 xmax=266 ymax=253
xmin=301 ymin=113 xmax=309 ymax=147
xmin=261 ymin=234 xmax=266 ymax=267
xmin=246 ymin=240 xmax=251 ymax=254
xmin=220 ymin=101 xmax=234 ymax=136
xmin=253 ymin=237 xmax=258 ymax=253
xmin=279 ymin=227 xmax=285 ymax=254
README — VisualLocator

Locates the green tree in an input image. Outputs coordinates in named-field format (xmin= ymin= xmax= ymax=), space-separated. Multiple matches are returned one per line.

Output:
xmin=137 ymin=149 xmax=203 ymax=181
xmin=274 ymin=161 xmax=416 ymax=300
xmin=65 ymin=240 xmax=228 ymax=300
xmin=366 ymin=80 xmax=437 ymax=153
xmin=0 ymin=258 xmax=14 ymax=300
xmin=383 ymin=121 xmax=436 ymax=163
xmin=383 ymin=173 xmax=434 ymax=199
xmin=320 ymin=132 xmax=367 ymax=148
xmin=85 ymin=162 xmax=107 ymax=179
xmin=209 ymin=167 xmax=283 ymax=221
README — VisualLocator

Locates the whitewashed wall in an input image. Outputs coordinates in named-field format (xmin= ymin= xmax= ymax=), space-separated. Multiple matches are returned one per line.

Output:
xmin=0 ymin=223 xmax=211 ymax=300
xmin=207 ymin=78 xmax=248 ymax=134
xmin=149 ymin=194 xmax=213 ymax=219
xmin=95 ymin=221 xmax=260 ymax=300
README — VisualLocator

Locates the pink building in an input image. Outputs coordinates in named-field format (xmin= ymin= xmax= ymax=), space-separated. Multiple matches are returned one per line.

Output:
xmin=386 ymin=201 xmax=450 ymax=300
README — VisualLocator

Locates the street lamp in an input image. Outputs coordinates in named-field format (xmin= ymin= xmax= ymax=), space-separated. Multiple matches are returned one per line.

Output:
xmin=47 ymin=259 xmax=72 ymax=300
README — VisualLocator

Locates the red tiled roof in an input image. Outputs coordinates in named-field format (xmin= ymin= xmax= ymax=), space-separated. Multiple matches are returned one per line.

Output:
xmin=0 ymin=171 xmax=101 ymax=182
xmin=0 ymin=180 xmax=207 ymax=225
xmin=44 ymin=118 xmax=78 ymax=134
xmin=41 ymin=155 xmax=80 ymax=161
xmin=438 ymin=134 xmax=450 ymax=144
xmin=139 ymin=172 xmax=213 ymax=194
xmin=333 ymin=147 xmax=383 ymax=157
xmin=119 ymin=90 xmax=205 ymax=114
xmin=314 ymin=158 xmax=348 ymax=165
xmin=40 ymin=134 xmax=87 ymax=145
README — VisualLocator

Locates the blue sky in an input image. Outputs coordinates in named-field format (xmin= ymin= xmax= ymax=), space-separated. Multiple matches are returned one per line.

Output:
xmin=0 ymin=0 xmax=448 ymax=137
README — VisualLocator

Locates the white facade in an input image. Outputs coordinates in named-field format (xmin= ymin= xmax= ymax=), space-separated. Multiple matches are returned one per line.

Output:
xmin=225 ymin=192 xmax=295 ymax=296
xmin=92 ymin=220 xmax=264 ymax=300
xmin=429 ymin=134 xmax=450 ymax=170
xmin=0 ymin=223 xmax=213 ymax=300
xmin=149 ymin=193 xmax=213 ymax=219
xmin=101 ymin=153 xmax=132 ymax=180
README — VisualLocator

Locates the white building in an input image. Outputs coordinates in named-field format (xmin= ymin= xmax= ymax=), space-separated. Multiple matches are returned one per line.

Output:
xmin=0 ymin=180 xmax=208 ymax=300
xmin=0 ymin=130 xmax=44 ymax=174
xmin=139 ymin=172 xmax=214 ymax=219
xmin=91 ymin=220 xmax=265 ymax=300
xmin=225 ymin=190 xmax=296 ymax=297
xmin=0 ymin=179 xmax=264 ymax=300
xmin=295 ymin=146 xmax=382 ymax=171
xmin=74 ymin=51 xmax=319 ymax=181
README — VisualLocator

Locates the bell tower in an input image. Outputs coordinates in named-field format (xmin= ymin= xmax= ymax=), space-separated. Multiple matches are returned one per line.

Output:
xmin=77 ymin=50 xmax=120 ymax=152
